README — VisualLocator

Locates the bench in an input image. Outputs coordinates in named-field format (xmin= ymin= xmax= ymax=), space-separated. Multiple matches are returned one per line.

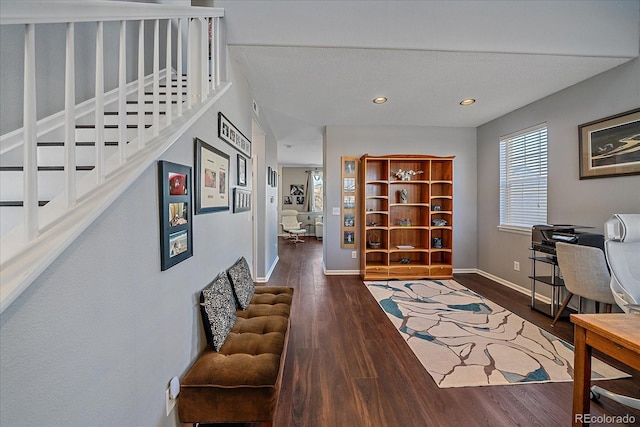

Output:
xmin=179 ymin=257 xmax=293 ymax=426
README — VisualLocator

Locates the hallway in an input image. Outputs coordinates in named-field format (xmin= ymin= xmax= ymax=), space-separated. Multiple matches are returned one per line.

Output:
xmin=235 ymin=238 xmax=640 ymax=426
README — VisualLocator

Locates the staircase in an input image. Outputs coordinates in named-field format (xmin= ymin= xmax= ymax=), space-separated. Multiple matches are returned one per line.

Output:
xmin=0 ymin=1 xmax=230 ymax=314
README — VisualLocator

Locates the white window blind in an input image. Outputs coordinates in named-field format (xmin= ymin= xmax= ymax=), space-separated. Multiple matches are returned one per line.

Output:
xmin=500 ymin=124 xmax=548 ymax=229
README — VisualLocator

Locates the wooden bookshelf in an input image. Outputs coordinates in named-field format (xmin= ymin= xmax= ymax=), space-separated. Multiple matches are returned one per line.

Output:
xmin=359 ymin=154 xmax=454 ymax=280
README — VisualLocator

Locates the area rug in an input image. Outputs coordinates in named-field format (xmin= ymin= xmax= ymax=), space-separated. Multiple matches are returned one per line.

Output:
xmin=365 ymin=279 xmax=630 ymax=388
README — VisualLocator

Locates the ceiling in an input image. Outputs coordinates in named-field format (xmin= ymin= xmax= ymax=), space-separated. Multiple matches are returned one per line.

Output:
xmin=216 ymin=0 xmax=640 ymax=167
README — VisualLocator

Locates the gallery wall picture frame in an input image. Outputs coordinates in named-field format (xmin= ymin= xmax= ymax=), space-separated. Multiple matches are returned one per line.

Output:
xmin=341 ymin=156 xmax=358 ymax=249
xmin=579 ymin=108 xmax=640 ymax=179
xmin=233 ymin=188 xmax=252 ymax=213
xmin=272 ymin=170 xmax=278 ymax=187
xmin=268 ymin=166 xmax=272 ymax=186
xmin=218 ymin=112 xmax=251 ymax=157
xmin=237 ymin=154 xmax=247 ymax=186
xmin=158 ymin=160 xmax=193 ymax=271
xmin=195 ymin=137 xmax=230 ymax=214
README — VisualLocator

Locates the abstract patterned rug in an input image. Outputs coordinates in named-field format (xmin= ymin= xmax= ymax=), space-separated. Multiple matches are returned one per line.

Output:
xmin=365 ymin=279 xmax=630 ymax=388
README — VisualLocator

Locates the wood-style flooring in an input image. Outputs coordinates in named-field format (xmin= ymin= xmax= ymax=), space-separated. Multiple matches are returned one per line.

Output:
xmin=210 ymin=238 xmax=640 ymax=427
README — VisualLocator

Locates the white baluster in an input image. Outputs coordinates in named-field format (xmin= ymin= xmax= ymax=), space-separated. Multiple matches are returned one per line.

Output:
xmin=137 ymin=19 xmax=145 ymax=149
xmin=214 ymin=16 xmax=220 ymax=88
xmin=153 ymin=19 xmax=160 ymax=136
xmin=176 ymin=18 xmax=183 ymax=117
xmin=200 ymin=17 xmax=207 ymax=100
xmin=64 ymin=22 xmax=76 ymax=207
xmin=165 ymin=19 xmax=172 ymax=126
xmin=95 ymin=21 xmax=105 ymax=183
xmin=118 ymin=20 xmax=127 ymax=164
xmin=186 ymin=18 xmax=194 ymax=110
xmin=23 ymin=23 xmax=38 ymax=240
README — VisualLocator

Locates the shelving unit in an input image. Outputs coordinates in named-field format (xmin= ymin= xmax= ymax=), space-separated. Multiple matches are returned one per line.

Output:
xmin=359 ymin=154 xmax=454 ymax=280
xmin=528 ymin=248 xmax=565 ymax=317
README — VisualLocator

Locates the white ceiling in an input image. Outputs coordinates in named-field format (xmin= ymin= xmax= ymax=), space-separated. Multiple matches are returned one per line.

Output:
xmin=216 ymin=0 xmax=640 ymax=167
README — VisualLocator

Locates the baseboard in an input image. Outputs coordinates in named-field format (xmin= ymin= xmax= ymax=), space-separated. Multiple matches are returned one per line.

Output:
xmin=255 ymin=256 xmax=279 ymax=283
xmin=475 ymin=269 xmax=552 ymax=305
xmin=323 ymin=268 xmax=360 ymax=276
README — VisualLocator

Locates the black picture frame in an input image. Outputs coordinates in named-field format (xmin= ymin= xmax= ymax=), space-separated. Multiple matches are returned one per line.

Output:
xmin=237 ymin=154 xmax=247 ymax=186
xmin=218 ymin=112 xmax=251 ymax=157
xmin=268 ymin=166 xmax=272 ymax=186
xmin=578 ymin=108 xmax=640 ymax=179
xmin=194 ymin=137 xmax=230 ymax=214
xmin=233 ymin=188 xmax=251 ymax=213
xmin=158 ymin=160 xmax=193 ymax=271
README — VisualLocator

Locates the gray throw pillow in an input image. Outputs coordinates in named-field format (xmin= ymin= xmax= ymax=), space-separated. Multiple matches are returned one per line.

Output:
xmin=200 ymin=272 xmax=237 ymax=351
xmin=227 ymin=256 xmax=255 ymax=309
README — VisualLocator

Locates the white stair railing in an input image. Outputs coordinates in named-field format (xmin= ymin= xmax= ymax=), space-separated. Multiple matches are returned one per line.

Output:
xmin=0 ymin=1 xmax=230 ymax=314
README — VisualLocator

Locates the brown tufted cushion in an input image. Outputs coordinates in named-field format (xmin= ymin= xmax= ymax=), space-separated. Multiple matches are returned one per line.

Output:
xmin=179 ymin=286 xmax=293 ymax=424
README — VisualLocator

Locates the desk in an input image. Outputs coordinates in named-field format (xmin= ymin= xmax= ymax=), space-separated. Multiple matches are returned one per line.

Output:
xmin=571 ymin=314 xmax=640 ymax=426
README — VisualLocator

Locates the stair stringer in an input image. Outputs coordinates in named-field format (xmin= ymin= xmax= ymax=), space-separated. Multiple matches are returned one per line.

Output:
xmin=0 ymin=81 xmax=231 ymax=314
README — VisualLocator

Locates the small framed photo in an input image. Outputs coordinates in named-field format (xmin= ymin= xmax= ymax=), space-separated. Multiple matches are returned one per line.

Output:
xmin=283 ymin=196 xmax=293 ymax=205
xmin=579 ymin=108 xmax=640 ymax=179
xmin=268 ymin=166 xmax=272 ymax=186
xmin=158 ymin=161 xmax=193 ymax=271
xmin=233 ymin=188 xmax=251 ymax=213
xmin=237 ymin=154 xmax=247 ymax=186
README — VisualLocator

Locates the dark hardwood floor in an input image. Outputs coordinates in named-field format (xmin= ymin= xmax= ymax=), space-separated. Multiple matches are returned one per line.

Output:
xmin=213 ymin=238 xmax=640 ymax=427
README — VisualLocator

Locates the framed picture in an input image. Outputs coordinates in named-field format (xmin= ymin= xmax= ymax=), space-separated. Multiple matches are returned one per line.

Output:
xmin=218 ymin=112 xmax=251 ymax=157
xmin=158 ymin=161 xmax=193 ymax=271
xmin=341 ymin=156 xmax=358 ymax=249
xmin=233 ymin=188 xmax=251 ymax=213
xmin=579 ymin=108 xmax=640 ymax=179
xmin=195 ymin=137 xmax=230 ymax=214
xmin=237 ymin=154 xmax=247 ymax=186
xmin=290 ymin=184 xmax=304 ymax=195
xmin=272 ymin=170 xmax=278 ymax=187
xmin=268 ymin=166 xmax=272 ymax=186
xmin=283 ymin=196 xmax=293 ymax=205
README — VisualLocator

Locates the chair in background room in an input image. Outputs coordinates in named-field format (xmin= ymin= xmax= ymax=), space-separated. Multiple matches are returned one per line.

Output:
xmin=550 ymin=242 xmax=617 ymax=327
xmin=315 ymin=216 xmax=323 ymax=240
xmin=280 ymin=210 xmax=305 ymax=243
xmin=590 ymin=213 xmax=640 ymax=410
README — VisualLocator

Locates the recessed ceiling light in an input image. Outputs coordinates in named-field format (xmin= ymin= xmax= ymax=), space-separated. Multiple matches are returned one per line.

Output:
xmin=373 ymin=97 xmax=387 ymax=104
xmin=459 ymin=98 xmax=476 ymax=106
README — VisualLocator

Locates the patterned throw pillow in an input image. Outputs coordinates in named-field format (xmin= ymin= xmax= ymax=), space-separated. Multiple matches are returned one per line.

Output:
xmin=227 ymin=256 xmax=255 ymax=309
xmin=200 ymin=272 xmax=237 ymax=351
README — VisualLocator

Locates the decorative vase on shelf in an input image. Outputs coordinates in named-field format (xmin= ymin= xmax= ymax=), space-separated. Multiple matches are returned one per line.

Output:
xmin=399 ymin=189 xmax=408 ymax=204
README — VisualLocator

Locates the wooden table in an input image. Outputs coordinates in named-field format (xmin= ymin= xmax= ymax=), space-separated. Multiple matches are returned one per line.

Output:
xmin=571 ymin=313 xmax=640 ymax=426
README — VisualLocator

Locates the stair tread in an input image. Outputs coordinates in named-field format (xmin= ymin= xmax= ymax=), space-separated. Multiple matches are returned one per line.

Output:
xmin=0 ymin=166 xmax=95 ymax=171
xmin=75 ymin=124 xmax=151 ymax=129
xmin=0 ymin=201 xmax=49 ymax=207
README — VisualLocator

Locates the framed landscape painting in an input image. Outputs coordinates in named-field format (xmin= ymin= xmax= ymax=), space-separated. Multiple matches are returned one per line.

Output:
xmin=579 ymin=108 xmax=640 ymax=179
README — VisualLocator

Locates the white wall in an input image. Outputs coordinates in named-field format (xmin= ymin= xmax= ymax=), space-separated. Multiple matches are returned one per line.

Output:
xmin=477 ymin=58 xmax=640 ymax=294
xmin=323 ymin=125 xmax=478 ymax=273
xmin=0 ymin=43 xmax=274 ymax=427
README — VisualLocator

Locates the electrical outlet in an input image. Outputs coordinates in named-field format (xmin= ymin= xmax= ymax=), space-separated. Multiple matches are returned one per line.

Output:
xmin=352 ymin=251 xmax=357 ymax=259
xmin=165 ymin=388 xmax=177 ymax=416
xmin=513 ymin=261 xmax=520 ymax=271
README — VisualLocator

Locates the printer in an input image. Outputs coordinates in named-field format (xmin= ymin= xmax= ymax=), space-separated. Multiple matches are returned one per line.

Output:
xmin=531 ymin=224 xmax=604 ymax=255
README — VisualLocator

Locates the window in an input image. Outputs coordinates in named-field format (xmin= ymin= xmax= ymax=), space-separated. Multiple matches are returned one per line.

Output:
xmin=311 ymin=171 xmax=323 ymax=212
xmin=499 ymin=124 xmax=548 ymax=230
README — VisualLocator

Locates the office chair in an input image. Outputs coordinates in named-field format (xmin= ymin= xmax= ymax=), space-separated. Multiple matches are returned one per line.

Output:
xmin=550 ymin=242 xmax=616 ymax=327
xmin=590 ymin=213 xmax=640 ymax=410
